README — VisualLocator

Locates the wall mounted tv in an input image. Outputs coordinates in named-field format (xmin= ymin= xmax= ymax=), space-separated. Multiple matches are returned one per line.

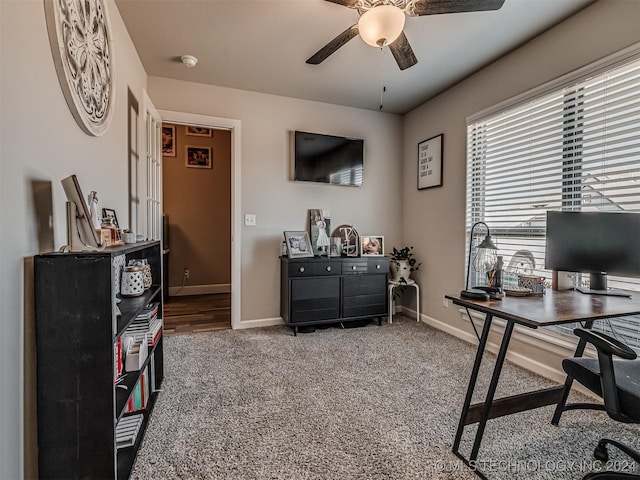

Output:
xmin=292 ymin=131 xmax=364 ymax=186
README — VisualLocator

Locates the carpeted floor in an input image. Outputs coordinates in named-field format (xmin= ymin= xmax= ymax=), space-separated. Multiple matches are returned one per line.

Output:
xmin=131 ymin=316 xmax=639 ymax=480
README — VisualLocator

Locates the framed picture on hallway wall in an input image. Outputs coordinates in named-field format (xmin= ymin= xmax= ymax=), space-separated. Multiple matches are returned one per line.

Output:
xmin=417 ymin=134 xmax=443 ymax=190
xmin=186 ymin=126 xmax=212 ymax=137
xmin=186 ymin=146 xmax=212 ymax=169
xmin=162 ymin=124 xmax=176 ymax=157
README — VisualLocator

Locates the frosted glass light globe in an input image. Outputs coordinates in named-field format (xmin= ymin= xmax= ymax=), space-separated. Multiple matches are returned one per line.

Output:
xmin=358 ymin=5 xmax=406 ymax=47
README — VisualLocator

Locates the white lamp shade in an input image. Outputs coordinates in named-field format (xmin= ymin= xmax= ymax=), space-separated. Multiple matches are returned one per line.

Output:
xmin=358 ymin=5 xmax=406 ymax=47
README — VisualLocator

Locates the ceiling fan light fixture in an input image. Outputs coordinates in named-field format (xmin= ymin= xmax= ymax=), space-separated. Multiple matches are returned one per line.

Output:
xmin=358 ymin=5 xmax=405 ymax=47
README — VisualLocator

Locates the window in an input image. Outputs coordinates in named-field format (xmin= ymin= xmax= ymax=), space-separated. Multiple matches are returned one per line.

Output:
xmin=466 ymin=52 xmax=640 ymax=350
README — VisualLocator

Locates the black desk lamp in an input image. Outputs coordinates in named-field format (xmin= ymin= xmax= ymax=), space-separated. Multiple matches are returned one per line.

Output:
xmin=461 ymin=221 xmax=498 ymax=300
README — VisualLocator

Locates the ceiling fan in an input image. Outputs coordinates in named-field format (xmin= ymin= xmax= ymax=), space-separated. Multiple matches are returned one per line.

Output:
xmin=306 ymin=0 xmax=506 ymax=71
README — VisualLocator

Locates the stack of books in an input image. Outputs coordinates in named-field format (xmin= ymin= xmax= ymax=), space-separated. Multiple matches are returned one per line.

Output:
xmin=125 ymin=302 xmax=160 ymax=343
xmin=115 ymin=413 xmax=144 ymax=449
xmin=147 ymin=316 xmax=163 ymax=346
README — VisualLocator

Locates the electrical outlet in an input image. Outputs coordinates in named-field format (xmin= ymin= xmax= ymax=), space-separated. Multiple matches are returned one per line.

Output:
xmin=442 ymin=296 xmax=449 ymax=308
xmin=184 ymin=268 xmax=190 ymax=279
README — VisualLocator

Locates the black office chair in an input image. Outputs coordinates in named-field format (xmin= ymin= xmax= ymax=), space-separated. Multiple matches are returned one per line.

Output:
xmin=560 ymin=328 xmax=640 ymax=480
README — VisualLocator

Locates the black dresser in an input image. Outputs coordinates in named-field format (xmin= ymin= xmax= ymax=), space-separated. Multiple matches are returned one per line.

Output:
xmin=280 ymin=256 xmax=389 ymax=334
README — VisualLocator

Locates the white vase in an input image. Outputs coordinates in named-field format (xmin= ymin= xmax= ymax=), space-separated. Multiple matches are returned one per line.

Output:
xmin=390 ymin=259 xmax=412 ymax=283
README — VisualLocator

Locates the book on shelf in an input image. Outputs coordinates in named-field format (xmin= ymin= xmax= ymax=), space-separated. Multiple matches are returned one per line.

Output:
xmin=136 ymin=302 xmax=159 ymax=322
xmin=116 ymin=413 xmax=144 ymax=449
xmin=150 ymin=355 xmax=156 ymax=393
xmin=123 ymin=367 xmax=150 ymax=414
xmin=147 ymin=317 xmax=163 ymax=346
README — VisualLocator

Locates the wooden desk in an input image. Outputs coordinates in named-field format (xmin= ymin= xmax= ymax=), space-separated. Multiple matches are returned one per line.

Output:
xmin=444 ymin=289 xmax=640 ymax=480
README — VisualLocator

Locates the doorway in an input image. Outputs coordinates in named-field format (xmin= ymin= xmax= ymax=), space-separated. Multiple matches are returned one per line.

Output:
xmin=158 ymin=110 xmax=241 ymax=331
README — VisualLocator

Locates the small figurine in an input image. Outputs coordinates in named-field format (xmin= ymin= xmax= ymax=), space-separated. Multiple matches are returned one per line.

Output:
xmin=88 ymin=191 xmax=101 ymax=230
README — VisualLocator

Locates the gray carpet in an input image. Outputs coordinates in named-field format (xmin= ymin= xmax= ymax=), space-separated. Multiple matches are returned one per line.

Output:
xmin=131 ymin=316 xmax=639 ymax=480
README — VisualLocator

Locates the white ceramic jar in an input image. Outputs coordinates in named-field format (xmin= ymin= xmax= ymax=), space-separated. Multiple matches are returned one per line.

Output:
xmin=121 ymin=266 xmax=144 ymax=296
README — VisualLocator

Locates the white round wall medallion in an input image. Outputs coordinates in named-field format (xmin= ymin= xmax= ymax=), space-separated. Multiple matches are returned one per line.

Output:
xmin=44 ymin=0 xmax=114 ymax=136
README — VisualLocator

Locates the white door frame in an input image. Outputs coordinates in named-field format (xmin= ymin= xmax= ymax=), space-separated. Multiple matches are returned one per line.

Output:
xmin=158 ymin=109 xmax=242 ymax=330
xmin=141 ymin=91 xmax=163 ymax=241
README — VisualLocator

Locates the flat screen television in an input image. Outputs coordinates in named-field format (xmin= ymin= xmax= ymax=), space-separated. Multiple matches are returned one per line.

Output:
xmin=545 ymin=211 xmax=640 ymax=295
xmin=292 ymin=131 xmax=364 ymax=186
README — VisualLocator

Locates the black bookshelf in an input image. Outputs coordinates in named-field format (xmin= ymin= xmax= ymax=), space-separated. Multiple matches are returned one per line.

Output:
xmin=34 ymin=241 xmax=164 ymax=479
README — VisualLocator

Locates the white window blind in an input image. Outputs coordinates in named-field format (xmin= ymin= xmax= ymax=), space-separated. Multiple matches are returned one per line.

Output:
xmin=466 ymin=54 xmax=640 ymax=349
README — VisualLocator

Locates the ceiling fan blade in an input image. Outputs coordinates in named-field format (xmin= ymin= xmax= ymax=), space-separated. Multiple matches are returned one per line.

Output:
xmin=389 ymin=32 xmax=418 ymax=71
xmin=412 ymin=0 xmax=505 ymax=16
xmin=306 ymin=25 xmax=359 ymax=65
xmin=325 ymin=0 xmax=360 ymax=8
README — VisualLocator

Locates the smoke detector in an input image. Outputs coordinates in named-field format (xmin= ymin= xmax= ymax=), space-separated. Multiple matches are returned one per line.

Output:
xmin=181 ymin=55 xmax=198 ymax=68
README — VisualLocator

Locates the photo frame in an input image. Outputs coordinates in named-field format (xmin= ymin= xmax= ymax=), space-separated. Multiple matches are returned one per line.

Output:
xmin=418 ymin=134 xmax=443 ymax=190
xmin=162 ymin=124 xmax=176 ymax=157
xmin=332 ymin=224 xmax=359 ymax=257
xmin=284 ymin=231 xmax=314 ymax=258
xmin=308 ymin=208 xmax=331 ymax=256
xmin=101 ymin=208 xmax=119 ymax=228
xmin=186 ymin=146 xmax=212 ymax=169
xmin=186 ymin=126 xmax=212 ymax=137
xmin=361 ymin=235 xmax=384 ymax=256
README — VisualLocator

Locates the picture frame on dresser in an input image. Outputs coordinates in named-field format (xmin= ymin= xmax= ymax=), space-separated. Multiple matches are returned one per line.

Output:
xmin=361 ymin=235 xmax=384 ymax=256
xmin=284 ymin=231 xmax=314 ymax=258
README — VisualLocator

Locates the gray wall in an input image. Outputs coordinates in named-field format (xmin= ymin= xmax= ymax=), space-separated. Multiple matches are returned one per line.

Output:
xmin=0 ymin=0 xmax=148 ymax=477
xmin=149 ymin=76 xmax=404 ymax=323
xmin=401 ymin=0 xmax=640 ymax=362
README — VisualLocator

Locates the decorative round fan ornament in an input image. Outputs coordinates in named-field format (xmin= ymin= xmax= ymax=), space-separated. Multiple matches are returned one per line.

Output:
xmin=44 ymin=0 xmax=114 ymax=136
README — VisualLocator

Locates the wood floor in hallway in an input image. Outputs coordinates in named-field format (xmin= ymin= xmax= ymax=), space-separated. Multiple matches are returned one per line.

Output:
xmin=163 ymin=293 xmax=231 ymax=335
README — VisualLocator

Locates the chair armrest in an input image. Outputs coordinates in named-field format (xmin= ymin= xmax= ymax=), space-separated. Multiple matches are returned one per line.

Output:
xmin=573 ymin=328 xmax=637 ymax=360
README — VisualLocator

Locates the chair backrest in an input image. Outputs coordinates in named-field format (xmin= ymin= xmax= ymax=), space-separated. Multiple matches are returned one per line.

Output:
xmin=571 ymin=328 xmax=639 ymax=424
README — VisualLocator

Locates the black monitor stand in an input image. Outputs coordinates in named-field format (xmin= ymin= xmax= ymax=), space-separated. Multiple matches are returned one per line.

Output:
xmin=576 ymin=273 xmax=632 ymax=298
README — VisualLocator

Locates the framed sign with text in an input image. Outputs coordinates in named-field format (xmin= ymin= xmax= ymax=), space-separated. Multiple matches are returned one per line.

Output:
xmin=417 ymin=134 xmax=443 ymax=190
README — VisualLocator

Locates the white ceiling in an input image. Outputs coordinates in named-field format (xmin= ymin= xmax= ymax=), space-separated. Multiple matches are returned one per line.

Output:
xmin=115 ymin=0 xmax=595 ymax=115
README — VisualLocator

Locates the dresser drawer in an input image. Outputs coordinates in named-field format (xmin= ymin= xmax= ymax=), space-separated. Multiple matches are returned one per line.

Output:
xmin=367 ymin=257 xmax=389 ymax=274
xmin=316 ymin=261 xmax=341 ymax=276
xmin=288 ymin=262 xmax=316 ymax=277
xmin=343 ymin=274 xmax=387 ymax=297
xmin=343 ymin=294 xmax=387 ymax=318
xmin=290 ymin=277 xmax=340 ymax=323
xmin=342 ymin=260 xmax=368 ymax=274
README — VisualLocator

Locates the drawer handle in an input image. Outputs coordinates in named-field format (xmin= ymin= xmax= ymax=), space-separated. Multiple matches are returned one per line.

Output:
xmin=299 ymin=267 xmax=305 ymax=273
xmin=352 ymin=266 xmax=357 ymax=270
xmin=376 ymin=264 xmax=381 ymax=269
xmin=326 ymin=266 xmax=332 ymax=272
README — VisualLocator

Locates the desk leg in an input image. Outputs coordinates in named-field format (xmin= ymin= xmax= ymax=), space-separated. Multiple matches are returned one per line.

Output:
xmin=551 ymin=319 xmax=595 ymax=425
xmin=414 ymin=283 xmax=420 ymax=322
xmin=453 ymin=313 xmax=494 ymax=453
xmin=470 ymin=320 xmax=515 ymax=461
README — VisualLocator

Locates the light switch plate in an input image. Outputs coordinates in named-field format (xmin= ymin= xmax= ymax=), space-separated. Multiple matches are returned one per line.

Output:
xmin=244 ymin=214 xmax=256 ymax=226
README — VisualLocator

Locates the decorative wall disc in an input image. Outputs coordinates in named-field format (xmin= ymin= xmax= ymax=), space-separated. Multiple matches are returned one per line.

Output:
xmin=44 ymin=0 xmax=114 ymax=136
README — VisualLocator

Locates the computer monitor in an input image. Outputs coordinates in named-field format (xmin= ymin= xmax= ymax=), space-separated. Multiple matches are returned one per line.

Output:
xmin=545 ymin=211 xmax=640 ymax=295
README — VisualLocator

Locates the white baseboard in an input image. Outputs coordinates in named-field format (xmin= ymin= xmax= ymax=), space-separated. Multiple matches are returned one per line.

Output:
xmin=168 ymin=283 xmax=231 ymax=297
xmin=235 ymin=317 xmax=284 ymax=330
